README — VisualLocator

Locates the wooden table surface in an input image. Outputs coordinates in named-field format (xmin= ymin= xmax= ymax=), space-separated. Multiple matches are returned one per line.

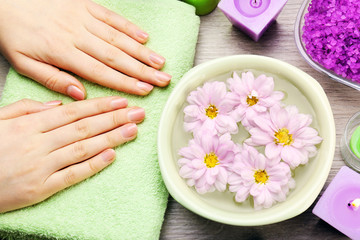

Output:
xmin=160 ymin=1 xmax=355 ymax=239
xmin=0 ymin=0 xmax=355 ymax=239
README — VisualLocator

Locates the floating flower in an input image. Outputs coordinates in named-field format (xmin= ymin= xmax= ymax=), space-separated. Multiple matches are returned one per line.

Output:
xmin=178 ymin=133 xmax=237 ymax=194
xmin=183 ymin=81 xmax=238 ymax=136
xmin=245 ymin=105 xmax=322 ymax=169
xmin=228 ymin=145 xmax=295 ymax=210
xmin=227 ymin=72 xmax=284 ymax=128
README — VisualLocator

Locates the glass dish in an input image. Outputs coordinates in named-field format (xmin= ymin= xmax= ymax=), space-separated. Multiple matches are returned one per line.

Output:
xmin=340 ymin=111 xmax=360 ymax=172
xmin=294 ymin=0 xmax=360 ymax=91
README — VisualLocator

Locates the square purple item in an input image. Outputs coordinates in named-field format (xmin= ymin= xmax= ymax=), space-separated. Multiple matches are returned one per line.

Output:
xmin=218 ymin=0 xmax=287 ymax=41
xmin=313 ymin=166 xmax=360 ymax=239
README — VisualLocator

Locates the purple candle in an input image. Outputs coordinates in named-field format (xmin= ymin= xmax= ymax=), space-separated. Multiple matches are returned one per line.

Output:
xmin=313 ymin=166 xmax=360 ymax=239
xmin=218 ymin=0 xmax=287 ymax=41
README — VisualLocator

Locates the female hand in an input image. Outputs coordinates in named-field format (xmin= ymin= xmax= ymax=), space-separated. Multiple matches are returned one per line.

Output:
xmin=0 ymin=96 xmax=145 ymax=213
xmin=0 ymin=0 xmax=171 ymax=100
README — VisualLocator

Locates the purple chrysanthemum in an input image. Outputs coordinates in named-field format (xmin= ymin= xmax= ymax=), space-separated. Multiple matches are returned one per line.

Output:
xmin=228 ymin=145 xmax=295 ymax=210
xmin=183 ymin=81 xmax=238 ymax=136
xmin=245 ymin=105 xmax=322 ymax=169
xmin=178 ymin=133 xmax=238 ymax=194
xmin=227 ymin=72 xmax=284 ymax=129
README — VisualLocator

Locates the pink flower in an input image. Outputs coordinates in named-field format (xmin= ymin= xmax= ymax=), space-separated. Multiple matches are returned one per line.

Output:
xmin=178 ymin=133 xmax=237 ymax=194
xmin=227 ymin=72 xmax=284 ymax=128
xmin=228 ymin=145 xmax=295 ymax=210
xmin=245 ymin=105 xmax=322 ymax=169
xmin=183 ymin=81 xmax=238 ymax=136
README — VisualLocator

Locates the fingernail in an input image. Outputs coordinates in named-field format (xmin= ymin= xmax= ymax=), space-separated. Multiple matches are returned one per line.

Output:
xmin=44 ymin=100 xmax=62 ymax=106
xmin=110 ymin=98 xmax=128 ymax=109
xmin=155 ymin=71 xmax=172 ymax=83
xmin=149 ymin=53 xmax=165 ymax=66
xmin=120 ymin=123 xmax=138 ymax=138
xmin=136 ymin=81 xmax=153 ymax=93
xmin=127 ymin=108 xmax=145 ymax=122
xmin=67 ymin=85 xmax=85 ymax=100
xmin=101 ymin=149 xmax=116 ymax=162
xmin=136 ymin=30 xmax=149 ymax=41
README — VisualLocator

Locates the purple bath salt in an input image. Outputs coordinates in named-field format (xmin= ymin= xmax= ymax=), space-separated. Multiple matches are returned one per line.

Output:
xmin=302 ymin=0 xmax=360 ymax=82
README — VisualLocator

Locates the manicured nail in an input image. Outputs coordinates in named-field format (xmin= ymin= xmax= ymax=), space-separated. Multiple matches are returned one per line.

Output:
xmin=101 ymin=149 xmax=116 ymax=162
xmin=67 ymin=85 xmax=85 ymax=100
xmin=155 ymin=71 xmax=172 ymax=83
xmin=44 ymin=100 xmax=62 ymax=106
xmin=136 ymin=30 xmax=149 ymax=41
xmin=120 ymin=123 xmax=138 ymax=138
xmin=110 ymin=98 xmax=128 ymax=109
xmin=127 ymin=108 xmax=145 ymax=122
xmin=136 ymin=81 xmax=153 ymax=93
xmin=149 ymin=53 xmax=165 ymax=66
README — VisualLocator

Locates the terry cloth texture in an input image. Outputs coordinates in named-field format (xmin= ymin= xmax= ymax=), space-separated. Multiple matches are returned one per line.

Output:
xmin=0 ymin=0 xmax=200 ymax=239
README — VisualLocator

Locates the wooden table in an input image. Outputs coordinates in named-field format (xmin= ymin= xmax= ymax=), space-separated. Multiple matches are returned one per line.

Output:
xmin=0 ymin=0 xmax=354 ymax=239
xmin=160 ymin=1 xmax=355 ymax=239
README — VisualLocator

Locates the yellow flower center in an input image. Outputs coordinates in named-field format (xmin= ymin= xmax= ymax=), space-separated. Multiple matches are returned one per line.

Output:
xmin=205 ymin=104 xmax=218 ymax=119
xmin=274 ymin=128 xmax=293 ymax=146
xmin=254 ymin=170 xmax=269 ymax=184
xmin=246 ymin=90 xmax=259 ymax=107
xmin=204 ymin=152 xmax=219 ymax=168
xmin=246 ymin=95 xmax=259 ymax=106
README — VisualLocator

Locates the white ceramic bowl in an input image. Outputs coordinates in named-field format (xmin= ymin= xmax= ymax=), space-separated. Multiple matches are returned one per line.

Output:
xmin=157 ymin=55 xmax=335 ymax=226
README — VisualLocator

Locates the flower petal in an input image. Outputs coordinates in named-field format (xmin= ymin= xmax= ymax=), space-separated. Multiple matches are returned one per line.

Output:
xmin=206 ymin=170 xmax=216 ymax=185
xmin=281 ymin=146 xmax=306 ymax=168
xmin=250 ymin=183 xmax=264 ymax=196
xmin=246 ymin=128 xmax=273 ymax=146
xmin=265 ymin=142 xmax=282 ymax=159
xmin=234 ymin=186 xmax=250 ymax=202
xmin=270 ymin=106 xmax=289 ymax=128
xmin=217 ymin=167 xmax=228 ymax=185
xmin=179 ymin=165 xmax=194 ymax=178
xmin=193 ymin=167 xmax=206 ymax=180
xmin=253 ymin=115 xmax=274 ymax=133
xmin=192 ymin=159 xmax=205 ymax=169
xmin=228 ymin=173 xmax=242 ymax=186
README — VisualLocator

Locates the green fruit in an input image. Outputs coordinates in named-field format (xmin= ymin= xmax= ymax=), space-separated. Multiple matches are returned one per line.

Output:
xmin=183 ymin=0 xmax=220 ymax=16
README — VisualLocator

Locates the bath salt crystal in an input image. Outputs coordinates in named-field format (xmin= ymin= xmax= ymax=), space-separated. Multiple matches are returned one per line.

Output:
xmin=302 ymin=0 xmax=360 ymax=82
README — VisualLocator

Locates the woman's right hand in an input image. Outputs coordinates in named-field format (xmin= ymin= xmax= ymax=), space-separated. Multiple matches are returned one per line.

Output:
xmin=0 ymin=96 xmax=144 ymax=213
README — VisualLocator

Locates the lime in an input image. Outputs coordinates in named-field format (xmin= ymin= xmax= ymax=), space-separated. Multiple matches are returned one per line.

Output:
xmin=183 ymin=0 xmax=220 ymax=15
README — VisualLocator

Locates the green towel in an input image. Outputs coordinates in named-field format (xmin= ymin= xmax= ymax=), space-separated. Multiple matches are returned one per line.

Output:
xmin=0 ymin=0 xmax=199 ymax=239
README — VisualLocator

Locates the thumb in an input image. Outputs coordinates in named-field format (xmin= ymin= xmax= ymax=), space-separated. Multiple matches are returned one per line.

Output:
xmin=0 ymin=99 xmax=62 ymax=120
xmin=12 ymin=54 xmax=86 ymax=100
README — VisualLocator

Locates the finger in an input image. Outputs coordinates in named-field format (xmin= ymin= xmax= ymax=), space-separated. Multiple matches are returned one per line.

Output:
xmin=76 ymin=33 xmax=171 ymax=87
xmin=45 ymin=107 xmax=144 ymax=149
xmin=86 ymin=0 xmax=149 ymax=43
xmin=47 ymin=123 xmax=137 ymax=171
xmin=12 ymin=53 xmax=86 ymax=100
xmin=33 ymin=96 xmax=128 ymax=132
xmin=86 ymin=18 xmax=165 ymax=70
xmin=44 ymin=148 xmax=116 ymax=194
xmin=0 ymin=98 xmax=61 ymax=120
xmin=63 ymin=48 xmax=154 ymax=95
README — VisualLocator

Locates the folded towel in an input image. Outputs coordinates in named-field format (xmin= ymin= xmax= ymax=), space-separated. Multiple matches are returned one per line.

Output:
xmin=0 ymin=0 xmax=199 ymax=239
